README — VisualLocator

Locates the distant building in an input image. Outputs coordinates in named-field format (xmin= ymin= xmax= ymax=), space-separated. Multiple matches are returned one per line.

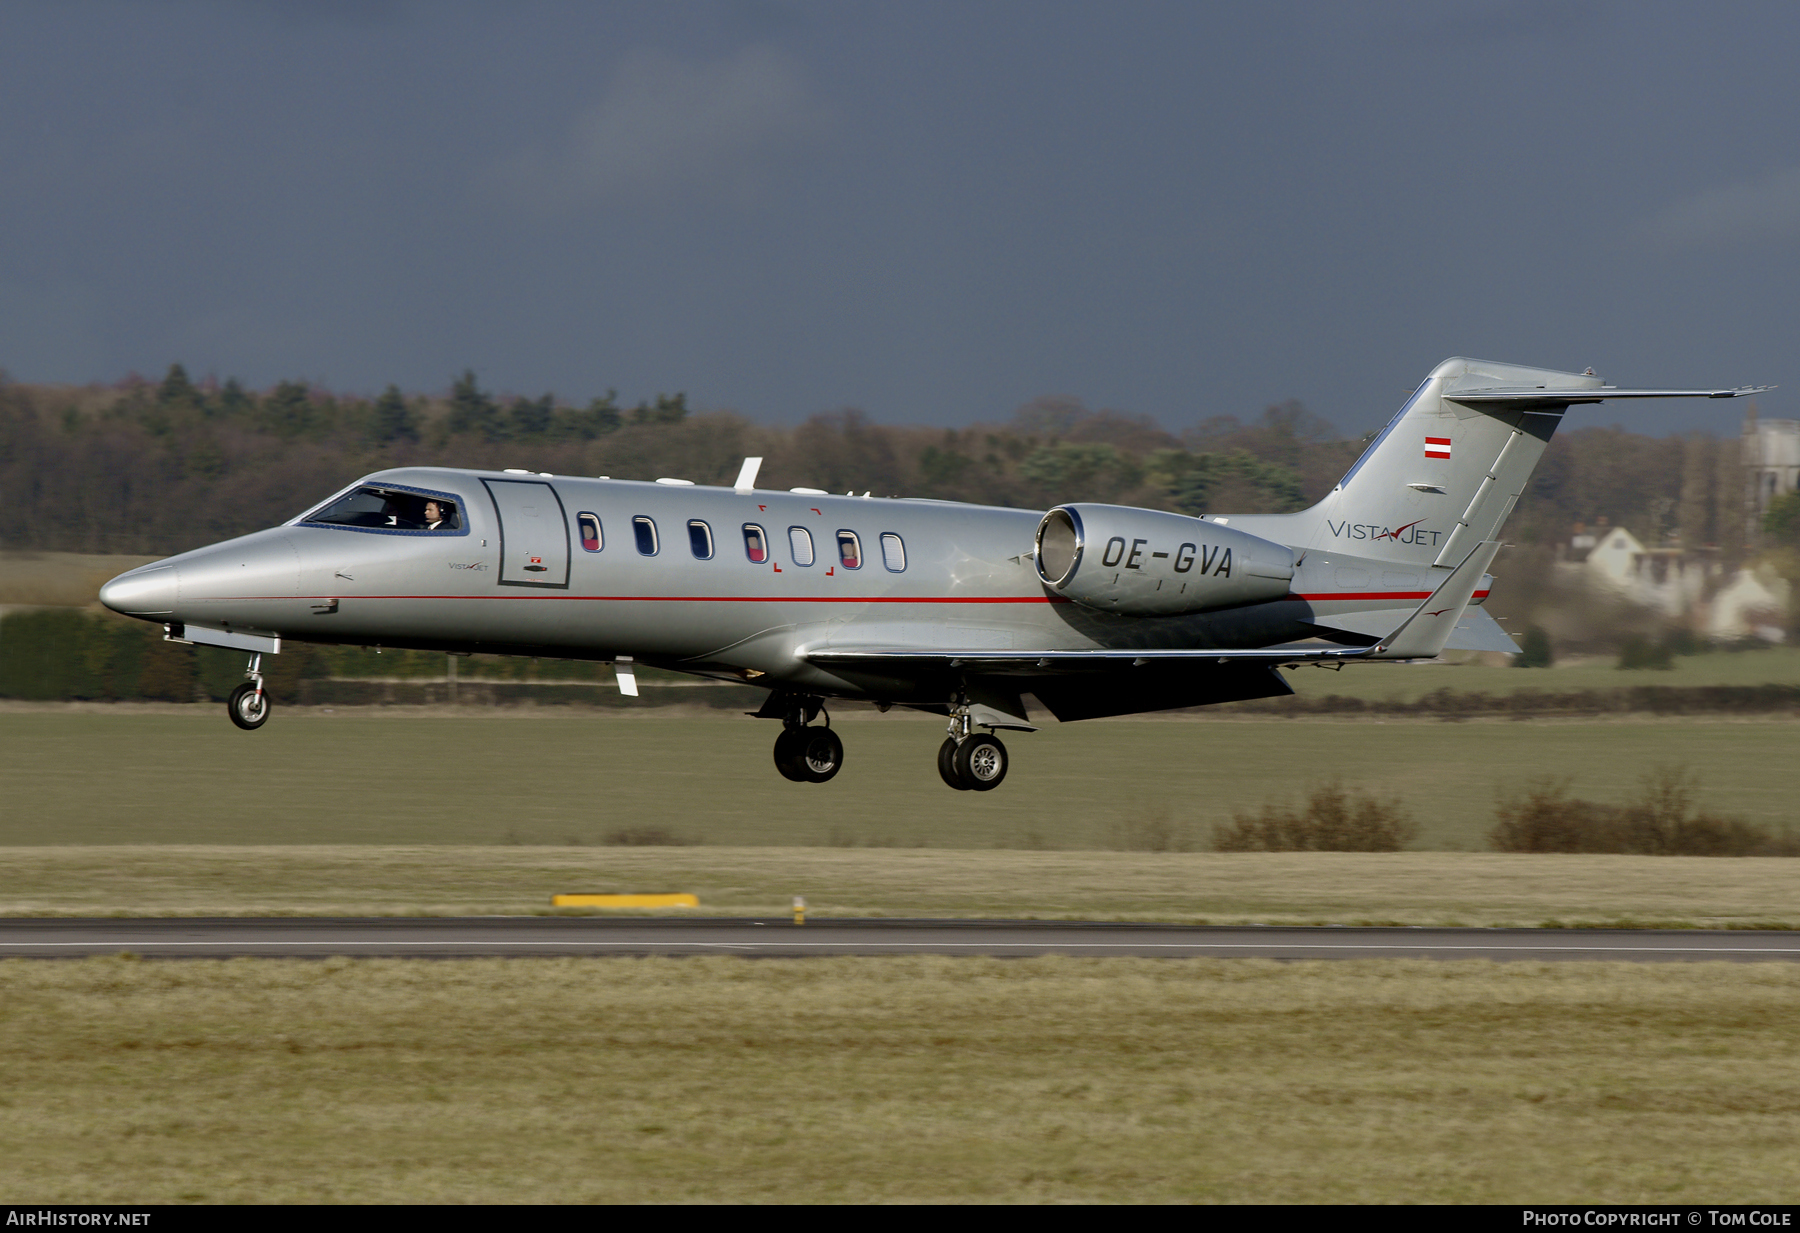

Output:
xmin=1544 ymin=408 xmax=1796 ymax=640
xmin=1742 ymin=407 xmax=1800 ymax=542
xmin=1708 ymin=566 xmax=1789 ymax=643
xmin=1568 ymin=521 xmax=1786 ymax=641
xmin=1581 ymin=525 xmax=1714 ymax=618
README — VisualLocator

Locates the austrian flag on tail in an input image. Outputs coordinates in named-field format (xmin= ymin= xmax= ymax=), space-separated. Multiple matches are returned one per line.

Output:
xmin=1424 ymin=436 xmax=1452 ymax=460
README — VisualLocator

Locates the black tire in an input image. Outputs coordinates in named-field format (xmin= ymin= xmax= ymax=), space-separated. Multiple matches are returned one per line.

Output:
xmin=798 ymin=728 xmax=844 ymax=783
xmin=938 ymin=737 xmax=970 ymax=790
xmin=773 ymin=728 xmax=809 ymax=781
xmin=227 ymin=682 xmax=270 ymax=731
xmin=953 ymin=733 xmax=1007 ymax=791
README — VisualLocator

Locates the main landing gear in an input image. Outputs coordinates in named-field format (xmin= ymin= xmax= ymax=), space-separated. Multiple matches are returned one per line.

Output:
xmin=937 ymin=711 xmax=1008 ymax=792
xmin=227 ymin=653 xmax=270 ymax=731
xmin=760 ymin=693 xmax=1009 ymax=790
xmin=772 ymin=697 xmax=844 ymax=783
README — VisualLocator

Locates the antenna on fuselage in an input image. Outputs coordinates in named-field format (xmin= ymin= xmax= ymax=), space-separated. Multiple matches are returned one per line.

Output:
xmin=734 ymin=456 xmax=763 ymax=495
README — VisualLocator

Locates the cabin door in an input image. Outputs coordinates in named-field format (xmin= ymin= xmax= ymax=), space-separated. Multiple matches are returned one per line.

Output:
xmin=482 ymin=478 xmax=571 ymax=588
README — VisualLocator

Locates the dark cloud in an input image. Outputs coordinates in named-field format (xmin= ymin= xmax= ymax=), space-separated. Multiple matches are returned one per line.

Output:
xmin=496 ymin=43 xmax=835 ymax=211
xmin=0 ymin=1 xmax=1790 ymax=436
xmin=1631 ymin=168 xmax=1800 ymax=252
xmin=1411 ymin=0 xmax=1609 ymax=43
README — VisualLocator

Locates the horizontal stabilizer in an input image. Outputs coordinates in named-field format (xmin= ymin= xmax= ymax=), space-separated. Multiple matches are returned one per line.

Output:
xmin=1447 ymin=385 xmax=1770 ymax=406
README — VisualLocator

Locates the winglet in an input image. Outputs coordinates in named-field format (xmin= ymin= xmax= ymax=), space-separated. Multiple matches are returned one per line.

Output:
xmin=1369 ymin=540 xmax=1504 ymax=660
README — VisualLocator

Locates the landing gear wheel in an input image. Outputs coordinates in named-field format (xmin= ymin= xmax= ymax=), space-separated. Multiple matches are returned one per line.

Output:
xmin=938 ymin=737 xmax=970 ymax=790
xmin=953 ymin=733 xmax=1007 ymax=791
xmin=227 ymin=682 xmax=270 ymax=731
xmin=773 ymin=728 xmax=810 ymax=782
xmin=797 ymin=728 xmax=844 ymax=783
xmin=774 ymin=727 xmax=843 ymax=783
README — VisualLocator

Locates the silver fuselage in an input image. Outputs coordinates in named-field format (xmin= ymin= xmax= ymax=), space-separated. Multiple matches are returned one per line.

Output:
xmin=99 ymin=465 xmax=1417 ymax=704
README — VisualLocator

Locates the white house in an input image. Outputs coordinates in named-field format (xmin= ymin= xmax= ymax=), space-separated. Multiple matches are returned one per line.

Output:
xmin=1583 ymin=526 xmax=1713 ymax=618
xmin=1576 ymin=524 xmax=1786 ymax=640
xmin=1706 ymin=566 xmax=1789 ymax=642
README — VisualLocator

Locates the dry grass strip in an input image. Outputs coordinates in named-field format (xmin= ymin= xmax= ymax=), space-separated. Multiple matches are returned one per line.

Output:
xmin=0 ymin=956 xmax=1795 ymax=1203
xmin=1 ymin=846 xmax=1797 ymax=929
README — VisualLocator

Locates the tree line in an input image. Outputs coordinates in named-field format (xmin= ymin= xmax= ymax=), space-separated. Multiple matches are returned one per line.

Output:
xmin=0 ymin=362 xmax=1760 ymax=569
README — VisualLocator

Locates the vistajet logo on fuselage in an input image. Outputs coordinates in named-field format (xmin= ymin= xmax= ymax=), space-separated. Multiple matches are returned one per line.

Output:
xmin=1326 ymin=519 xmax=1442 ymax=546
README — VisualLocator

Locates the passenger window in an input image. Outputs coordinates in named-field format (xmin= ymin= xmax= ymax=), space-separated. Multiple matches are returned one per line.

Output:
xmin=743 ymin=524 xmax=769 ymax=564
xmin=633 ymin=516 xmax=658 ymax=556
xmin=788 ymin=527 xmax=815 ymax=566
xmin=836 ymin=531 xmax=862 ymax=569
xmin=688 ymin=520 xmax=714 ymax=560
xmin=881 ymin=532 xmax=906 ymax=572
xmin=577 ymin=513 xmax=602 ymax=552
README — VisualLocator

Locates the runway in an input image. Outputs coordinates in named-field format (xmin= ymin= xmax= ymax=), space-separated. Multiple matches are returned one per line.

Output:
xmin=0 ymin=917 xmax=1797 ymax=961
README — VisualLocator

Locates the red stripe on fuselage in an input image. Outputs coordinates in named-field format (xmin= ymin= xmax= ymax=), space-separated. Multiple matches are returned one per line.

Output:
xmin=205 ymin=593 xmax=1077 ymax=604
xmin=195 ymin=589 xmax=1492 ymax=605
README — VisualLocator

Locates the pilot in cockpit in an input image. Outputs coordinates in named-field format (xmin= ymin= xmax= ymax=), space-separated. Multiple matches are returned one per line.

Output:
xmin=423 ymin=499 xmax=456 ymax=531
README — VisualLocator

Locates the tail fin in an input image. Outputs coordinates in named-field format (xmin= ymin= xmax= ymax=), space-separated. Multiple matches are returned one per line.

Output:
xmin=1212 ymin=357 xmax=1764 ymax=568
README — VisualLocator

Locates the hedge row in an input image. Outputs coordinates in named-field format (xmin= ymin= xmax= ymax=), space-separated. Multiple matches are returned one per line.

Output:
xmin=0 ymin=609 xmax=754 ymax=706
xmin=8 ymin=607 xmax=1800 ymax=715
xmin=291 ymin=679 xmax=758 ymax=709
xmin=1224 ymin=683 xmax=1800 ymax=717
xmin=0 ymin=608 xmax=317 ymax=702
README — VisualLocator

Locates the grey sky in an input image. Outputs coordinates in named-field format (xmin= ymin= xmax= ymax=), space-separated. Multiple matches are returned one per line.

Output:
xmin=0 ymin=0 xmax=1794 ymax=437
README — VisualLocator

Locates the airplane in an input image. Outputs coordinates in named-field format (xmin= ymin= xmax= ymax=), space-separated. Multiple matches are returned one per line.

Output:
xmin=99 ymin=357 xmax=1767 ymax=791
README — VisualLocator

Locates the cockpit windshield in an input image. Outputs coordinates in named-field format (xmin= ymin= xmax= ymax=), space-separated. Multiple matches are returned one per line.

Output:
xmin=302 ymin=486 xmax=462 ymax=532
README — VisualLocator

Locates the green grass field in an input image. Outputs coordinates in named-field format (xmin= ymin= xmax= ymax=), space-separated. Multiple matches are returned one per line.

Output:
xmin=2 ymin=955 xmax=1795 ymax=1203
xmin=5 ymin=709 xmax=1798 ymax=850
xmin=1281 ymin=644 xmax=1800 ymax=703
xmin=4 ymin=705 xmax=1798 ymax=1204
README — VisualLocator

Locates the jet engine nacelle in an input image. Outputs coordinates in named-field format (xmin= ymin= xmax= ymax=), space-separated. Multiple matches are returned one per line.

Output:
xmin=1033 ymin=503 xmax=1295 ymax=616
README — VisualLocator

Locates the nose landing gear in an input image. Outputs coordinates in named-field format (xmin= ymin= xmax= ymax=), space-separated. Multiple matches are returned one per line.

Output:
xmin=227 ymin=653 xmax=270 ymax=730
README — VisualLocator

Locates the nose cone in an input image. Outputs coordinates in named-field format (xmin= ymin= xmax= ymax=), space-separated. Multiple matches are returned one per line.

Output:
xmin=100 ymin=564 xmax=178 ymax=616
